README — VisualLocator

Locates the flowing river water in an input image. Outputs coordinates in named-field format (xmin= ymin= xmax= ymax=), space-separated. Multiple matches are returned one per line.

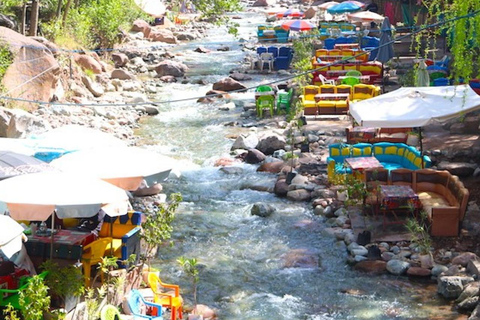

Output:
xmin=136 ymin=11 xmax=459 ymax=320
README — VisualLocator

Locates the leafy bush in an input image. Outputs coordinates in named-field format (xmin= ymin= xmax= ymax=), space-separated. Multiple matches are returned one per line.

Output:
xmin=0 ymin=43 xmax=13 ymax=83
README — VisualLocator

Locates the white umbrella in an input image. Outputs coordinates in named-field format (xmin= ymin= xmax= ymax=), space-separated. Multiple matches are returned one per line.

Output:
xmin=50 ymin=146 xmax=175 ymax=191
xmin=0 ymin=215 xmax=25 ymax=258
xmin=0 ymin=172 xmax=130 ymax=221
xmin=318 ymin=1 xmax=339 ymax=10
xmin=29 ymin=125 xmax=127 ymax=162
xmin=134 ymin=0 xmax=166 ymax=17
xmin=347 ymin=11 xmax=385 ymax=24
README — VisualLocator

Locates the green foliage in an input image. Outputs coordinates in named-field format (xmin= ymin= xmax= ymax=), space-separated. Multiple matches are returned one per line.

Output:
xmin=421 ymin=0 xmax=480 ymax=81
xmin=0 ymin=43 xmax=13 ymax=83
xmin=399 ymin=68 xmax=415 ymax=87
xmin=40 ymin=261 xmax=84 ymax=305
xmin=84 ymin=287 xmax=106 ymax=320
xmin=405 ymin=210 xmax=432 ymax=254
xmin=19 ymin=275 xmax=51 ymax=320
xmin=141 ymin=193 xmax=183 ymax=266
xmin=340 ymin=173 xmax=367 ymax=207
xmin=177 ymin=257 xmax=199 ymax=306
xmin=42 ymin=0 xmax=148 ymax=49
xmin=0 ymin=0 xmax=25 ymax=15
xmin=291 ymin=36 xmax=315 ymax=88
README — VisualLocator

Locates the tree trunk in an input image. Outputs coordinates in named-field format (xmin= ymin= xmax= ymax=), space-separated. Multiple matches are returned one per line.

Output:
xmin=62 ymin=0 xmax=73 ymax=27
xmin=29 ymin=0 xmax=40 ymax=37
xmin=56 ymin=0 xmax=63 ymax=19
xmin=20 ymin=3 xmax=27 ymax=35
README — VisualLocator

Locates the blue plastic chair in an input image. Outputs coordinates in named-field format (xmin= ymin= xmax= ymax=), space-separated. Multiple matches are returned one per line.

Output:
xmin=127 ymin=289 xmax=163 ymax=319
xmin=335 ymin=37 xmax=350 ymax=45
xmin=275 ymin=47 xmax=293 ymax=70
xmin=267 ymin=46 xmax=279 ymax=58
xmin=256 ymin=47 xmax=267 ymax=55
xmin=433 ymin=77 xmax=450 ymax=86
xmin=324 ymin=38 xmax=335 ymax=50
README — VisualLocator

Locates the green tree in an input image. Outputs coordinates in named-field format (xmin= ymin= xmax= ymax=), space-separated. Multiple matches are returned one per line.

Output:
xmin=177 ymin=257 xmax=199 ymax=307
xmin=140 ymin=193 xmax=182 ymax=269
xmin=418 ymin=0 xmax=480 ymax=82
xmin=19 ymin=275 xmax=51 ymax=320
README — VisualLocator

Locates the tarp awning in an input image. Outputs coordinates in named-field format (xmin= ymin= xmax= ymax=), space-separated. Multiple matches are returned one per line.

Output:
xmin=350 ymin=85 xmax=480 ymax=128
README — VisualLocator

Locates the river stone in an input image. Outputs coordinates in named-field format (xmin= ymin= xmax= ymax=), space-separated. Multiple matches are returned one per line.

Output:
xmin=231 ymin=133 xmax=259 ymax=150
xmin=132 ymin=183 xmax=163 ymax=197
xmin=257 ymin=161 xmax=285 ymax=173
xmin=112 ymin=52 xmax=129 ymax=67
xmin=407 ymin=267 xmax=431 ymax=277
xmin=256 ymin=133 xmax=286 ymax=155
xmin=194 ymin=46 xmax=210 ymax=53
xmin=218 ymin=102 xmax=236 ymax=111
xmin=351 ymin=246 xmax=368 ymax=257
xmin=313 ymin=206 xmax=325 ymax=216
xmin=252 ymin=0 xmax=276 ymax=6
xmin=354 ymin=260 xmax=387 ymax=274
xmin=111 ymin=69 xmax=136 ymax=80
xmin=438 ymin=276 xmax=475 ymax=299
xmin=230 ymin=72 xmax=252 ymax=81
xmin=390 ymin=245 xmax=400 ymax=254
xmin=274 ymin=179 xmax=289 ymax=197
xmin=452 ymin=252 xmax=479 ymax=267
xmin=81 ymin=75 xmax=104 ymax=97
xmin=291 ymin=174 xmax=308 ymax=185
xmin=283 ymin=248 xmax=319 ymax=268
xmin=335 ymin=215 xmax=349 ymax=227
xmin=286 ymin=189 xmax=311 ymax=201
xmin=437 ymin=161 xmax=477 ymax=177
xmin=251 ymin=203 xmax=275 ymax=217
xmin=386 ymin=260 xmax=410 ymax=275
xmin=458 ymin=296 xmax=480 ymax=311
xmin=457 ymin=282 xmax=480 ymax=303
xmin=212 ymin=77 xmax=247 ymax=92
xmin=432 ymin=264 xmax=449 ymax=277
xmin=244 ymin=149 xmax=266 ymax=164
xmin=354 ymin=255 xmax=368 ymax=262
xmin=155 ymin=60 xmax=188 ymax=77
xmin=175 ymin=32 xmax=196 ymax=41
xmin=6 ymin=109 xmax=44 ymax=138
xmin=149 ymin=29 xmax=177 ymax=43
xmin=131 ymin=19 xmax=151 ymax=37
xmin=191 ymin=304 xmax=217 ymax=320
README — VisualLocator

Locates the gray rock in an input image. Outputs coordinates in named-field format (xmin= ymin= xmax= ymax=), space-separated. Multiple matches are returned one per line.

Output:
xmin=456 ymin=282 xmax=480 ymax=303
xmin=244 ymin=149 xmax=266 ymax=164
xmin=149 ymin=29 xmax=177 ymax=43
xmin=313 ymin=206 xmax=324 ymax=216
xmin=431 ymin=264 xmax=449 ymax=277
xmin=274 ymin=179 xmax=289 ymax=197
xmin=220 ymin=166 xmax=244 ymax=175
xmin=354 ymin=255 xmax=368 ymax=262
xmin=386 ymin=260 xmax=410 ymax=275
xmin=334 ymin=208 xmax=347 ymax=217
xmin=229 ymin=73 xmax=252 ymax=81
xmin=212 ymin=77 xmax=247 ymax=92
xmin=81 ymin=76 xmax=104 ymax=97
xmin=437 ymin=276 xmax=475 ymax=299
xmin=458 ymin=296 xmax=479 ymax=311
xmin=391 ymin=246 xmax=401 ymax=254
xmin=351 ymin=247 xmax=368 ymax=257
xmin=231 ymin=133 xmax=259 ymax=150
xmin=286 ymin=189 xmax=311 ymax=201
xmin=218 ymin=102 xmax=236 ymax=111
xmin=291 ymin=174 xmax=308 ymax=185
xmin=112 ymin=52 xmax=129 ymax=67
xmin=144 ymin=105 xmax=159 ymax=116
xmin=381 ymin=252 xmax=395 ymax=261
xmin=437 ymin=161 xmax=477 ymax=177
xmin=256 ymin=133 xmax=286 ymax=155
xmin=251 ymin=203 xmax=275 ymax=217
xmin=335 ymin=215 xmax=349 ymax=227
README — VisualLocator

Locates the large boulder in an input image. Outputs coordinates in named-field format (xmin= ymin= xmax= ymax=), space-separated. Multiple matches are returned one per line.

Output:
xmin=111 ymin=69 xmax=136 ymax=80
xmin=212 ymin=77 xmax=247 ymax=92
xmin=251 ymin=203 xmax=275 ymax=217
xmin=0 ymin=27 xmax=60 ymax=111
xmin=256 ymin=133 xmax=286 ymax=155
xmin=244 ymin=149 xmax=266 ymax=164
xmin=148 ymin=29 xmax=177 ymax=44
xmin=74 ymin=54 xmax=103 ymax=74
xmin=111 ymin=53 xmax=129 ymax=68
xmin=154 ymin=60 xmax=188 ymax=77
xmin=131 ymin=19 xmax=151 ymax=38
xmin=231 ymin=133 xmax=259 ymax=150
xmin=386 ymin=260 xmax=410 ymax=275
xmin=438 ymin=276 xmax=475 ymax=299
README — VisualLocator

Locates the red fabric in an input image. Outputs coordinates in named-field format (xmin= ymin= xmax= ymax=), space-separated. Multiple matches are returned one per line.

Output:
xmin=30 ymin=229 xmax=95 ymax=246
xmin=384 ymin=2 xmax=396 ymax=25
xmin=0 ymin=268 xmax=30 ymax=293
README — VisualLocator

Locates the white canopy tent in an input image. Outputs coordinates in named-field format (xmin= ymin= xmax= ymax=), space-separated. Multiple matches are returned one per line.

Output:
xmin=350 ymin=85 xmax=480 ymax=128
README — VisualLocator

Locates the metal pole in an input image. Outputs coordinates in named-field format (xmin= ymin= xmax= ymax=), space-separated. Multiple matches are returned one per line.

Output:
xmin=419 ymin=127 xmax=424 ymax=168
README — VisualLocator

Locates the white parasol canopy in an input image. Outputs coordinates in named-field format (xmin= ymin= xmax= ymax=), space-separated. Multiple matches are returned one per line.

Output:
xmin=0 ymin=172 xmax=130 ymax=221
xmin=50 ymin=146 xmax=175 ymax=191
xmin=0 ymin=215 xmax=25 ymax=258
xmin=350 ymin=85 xmax=480 ymax=128
xmin=134 ymin=0 xmax=166 ymax=17
xmin=347 ymin=11 xmax=385 ymax=24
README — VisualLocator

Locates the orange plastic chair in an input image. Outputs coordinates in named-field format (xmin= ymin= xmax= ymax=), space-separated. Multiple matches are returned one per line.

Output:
xmin=81 ymin=237 xmax=113 ymax=287
xmin=148 ymin=273 xmax=183 ymax=320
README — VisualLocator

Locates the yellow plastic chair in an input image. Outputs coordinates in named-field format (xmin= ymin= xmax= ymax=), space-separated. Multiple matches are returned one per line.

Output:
xmin=148 ymin=273 xmax=183 ymax=320
xmin=81 ymin=237 xmax=113 ymax=287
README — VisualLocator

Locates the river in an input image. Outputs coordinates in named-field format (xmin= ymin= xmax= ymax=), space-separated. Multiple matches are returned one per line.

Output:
xmin=135 ymin=11 xmax=460 ymax=320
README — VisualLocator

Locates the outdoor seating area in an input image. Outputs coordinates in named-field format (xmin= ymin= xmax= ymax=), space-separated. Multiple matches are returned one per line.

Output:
xmin=346 ymin=127 xmax=413 ymax=144
xmin=326 ymin=142 xmax=432 ymax=182
xmin=318 ymin=22 xmax=356 ymax=40
xmin=300 ymin=84 xmax=380 ymax=117
xmin=253 ymin=46 xmax=294 ymax=71
xmin=255 ymin=85 xmax=294 ymax=117
xmin=362 ymin=168 xmax=469 ymax=236
xmin=257 ymin=25 xmax=290 ymax=43
xmin=312 ymin=61 xmax=383 ymax=85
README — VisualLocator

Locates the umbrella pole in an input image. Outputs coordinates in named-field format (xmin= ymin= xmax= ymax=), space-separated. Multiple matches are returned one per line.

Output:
xmin=381 ymin=62 xmax=385 ymax=94
xmin=50 ymin=211 xmax=55 ymax=259
xmin=419 ymin=127 xmax=424 ymax=168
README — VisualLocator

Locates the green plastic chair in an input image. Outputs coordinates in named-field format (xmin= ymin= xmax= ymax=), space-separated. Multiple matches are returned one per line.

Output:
xmin=276 ymin=88 xmax=293 ymax=114
xmin=341 ymin=77 xmax=361 ymax=86
xmin=346 ymin=70 xmax=362 ymax=77
xmin=0 ymin=271 xmax=49 ymax=310
xmin=101 ymin=304 xmax=121 ymax=320
xmin=255 ymin=85 xmax=275 ymax=117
